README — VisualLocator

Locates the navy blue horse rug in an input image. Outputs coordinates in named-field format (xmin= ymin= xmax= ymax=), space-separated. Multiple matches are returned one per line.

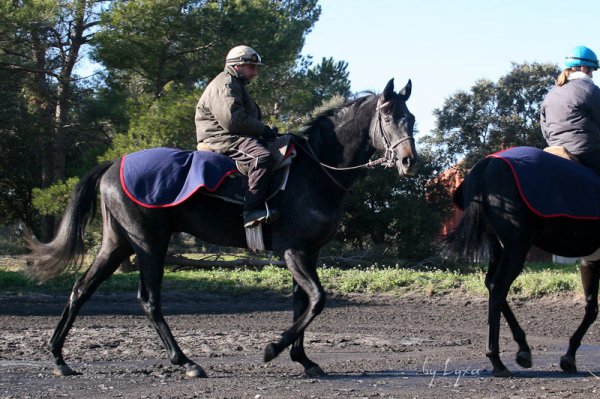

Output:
xmin=120 ymin=148 xmax=238 ymax=208
xmin=462 ymin=146 xmax=600 ymax=219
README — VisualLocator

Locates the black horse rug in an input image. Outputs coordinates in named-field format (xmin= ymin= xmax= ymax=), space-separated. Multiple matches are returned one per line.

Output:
xmin=454 ymin=146 xmax=600 ymax=219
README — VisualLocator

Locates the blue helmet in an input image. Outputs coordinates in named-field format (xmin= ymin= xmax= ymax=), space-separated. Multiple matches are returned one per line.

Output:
xmin=565 ymin=46 xmax=599 ymax=69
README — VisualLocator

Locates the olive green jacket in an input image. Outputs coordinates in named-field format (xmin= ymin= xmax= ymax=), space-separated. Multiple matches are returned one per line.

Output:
xmin=195 ymin=66 xmax=265 ymax=153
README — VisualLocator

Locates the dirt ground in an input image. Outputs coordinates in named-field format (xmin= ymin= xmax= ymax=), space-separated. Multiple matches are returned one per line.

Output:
xmin=1 ymin=289 xmax=600 ymax=399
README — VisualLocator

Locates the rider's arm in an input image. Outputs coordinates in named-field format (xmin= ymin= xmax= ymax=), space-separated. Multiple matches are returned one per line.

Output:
xmin=212 ymin=82 xmax=265 ymax=137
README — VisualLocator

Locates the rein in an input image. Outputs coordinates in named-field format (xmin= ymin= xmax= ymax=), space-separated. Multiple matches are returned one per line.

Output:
xmin=295 ymin=105 xmax=414 ymax=191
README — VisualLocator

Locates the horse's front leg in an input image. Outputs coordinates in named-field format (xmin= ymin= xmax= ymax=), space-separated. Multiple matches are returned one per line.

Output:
xmin=560 ymin=259 xmax=600 ymax=373
xmin=264 ymin=249 xmax=326 ymax=370
xmin=288 ymin=279 xmax=326 ymax=376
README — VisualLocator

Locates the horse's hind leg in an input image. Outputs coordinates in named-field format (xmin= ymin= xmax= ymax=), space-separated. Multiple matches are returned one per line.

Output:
xmin=50 ymin=234 xmax=132 ymax=376
xmin=560 ymin=259 xmax=600 ymax=373
xmin=264 ymin=249 xmax=326 ymax=373
xmin=289 ymin=279 xmax=325 ymax=377
xmin=135 ymin=249 xmax=206 ymax=378
xmin=486 ymin=237 xmax=532 ymax=369
xmin=486 ymin=244 xmax=528 ymax=377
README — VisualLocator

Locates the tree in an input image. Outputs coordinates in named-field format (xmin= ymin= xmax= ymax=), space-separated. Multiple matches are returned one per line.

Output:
xmin=331 ymin=149 xmax=448 ymax=262
xmin=256 ymin=55 xmax=352 ymax=131
xmin=92 ymin=0 xmax=325 ymax=154
xmin=93 ymin=0 xmax=321 ymax=96
xmin=307 ymin=57 xmax=351 ymax=104
xmin=100 ymin=83 xmax=199 ymax=160
xmin=424 ymin=62 xmax=560 ymax=170
xmin=0 ymin=0 xmax=103 ymax=237
xmin=0 ymin=64 xmax=38 ymax=225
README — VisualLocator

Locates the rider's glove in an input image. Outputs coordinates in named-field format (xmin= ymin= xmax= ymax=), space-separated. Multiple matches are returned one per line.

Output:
xmin=262 ymin=125 xmax=278 ymax=141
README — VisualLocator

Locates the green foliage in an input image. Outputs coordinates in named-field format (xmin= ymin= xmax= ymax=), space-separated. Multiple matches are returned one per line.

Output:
xmin=94 ymin=0 xmax=321 ymax=95
xmin=0 ymin=262 xmax=582 ymax=298
xmin=333 ymin=150 xmax=450 ymax=261
xmin=31 ymin=177 xmax=79 ymax=216
xmin=100 ymin=83 xmax=200 ymax=159
xmin=424 ymin=62 xmax=560 ymax=169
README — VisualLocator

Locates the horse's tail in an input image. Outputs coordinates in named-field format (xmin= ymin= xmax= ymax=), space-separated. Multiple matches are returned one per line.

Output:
xmin=24 ymin=161 xmax=115 ymax=282
xmin=443 ymin=158 xmax=490 ymax=262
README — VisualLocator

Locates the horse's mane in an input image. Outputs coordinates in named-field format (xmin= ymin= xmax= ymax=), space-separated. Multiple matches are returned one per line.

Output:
xmin=301 ymin=92 xmax=376 ymax=137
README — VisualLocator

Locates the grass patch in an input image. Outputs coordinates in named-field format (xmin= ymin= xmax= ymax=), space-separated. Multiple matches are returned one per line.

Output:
xmin=0 ymin=260 xmax=583 ymax=298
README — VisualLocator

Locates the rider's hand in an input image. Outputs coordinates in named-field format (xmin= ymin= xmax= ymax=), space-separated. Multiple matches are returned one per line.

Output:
xmin=262 ymin=125 xmax=278 ymax=141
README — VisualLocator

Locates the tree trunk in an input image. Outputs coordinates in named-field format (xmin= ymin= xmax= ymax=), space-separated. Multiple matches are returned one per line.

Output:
xmin=52 ymin=0 xmax=88 ymax=182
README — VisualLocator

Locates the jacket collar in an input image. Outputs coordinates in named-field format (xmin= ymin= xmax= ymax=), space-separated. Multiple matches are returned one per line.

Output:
xmin=568 ymin=71 xmax=594 ymax=82
xmin=224 ymin=65 xmax=250 ymax=85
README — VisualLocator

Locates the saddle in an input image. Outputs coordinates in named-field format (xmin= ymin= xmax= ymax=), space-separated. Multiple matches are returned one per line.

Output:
xmin=543 ymin=146 xmax=580 ymax=162
xmin=199 ymin=135 xmax=297 ymax=205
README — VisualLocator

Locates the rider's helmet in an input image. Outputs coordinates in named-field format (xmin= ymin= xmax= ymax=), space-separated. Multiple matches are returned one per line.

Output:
xmin=225 ymin=45 xmax=263 ymax=66
xmin=565 ymin=46 xmax=599 ymax=69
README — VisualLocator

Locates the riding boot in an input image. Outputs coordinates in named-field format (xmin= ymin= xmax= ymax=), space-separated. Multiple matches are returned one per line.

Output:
xmin=243 ymin=171 xmax=278 ymax=228
xmin=243 ymin=203 xmax=279 ymax=228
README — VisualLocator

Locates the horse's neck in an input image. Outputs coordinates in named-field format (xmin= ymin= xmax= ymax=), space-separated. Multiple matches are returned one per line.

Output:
xmin=319 ymin=98 xmax=376 ymax=168
xmin=305 ymin=97 xmax=377 ymax=189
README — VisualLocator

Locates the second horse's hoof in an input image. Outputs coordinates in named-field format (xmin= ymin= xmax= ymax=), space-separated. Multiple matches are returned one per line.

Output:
xmin=492 ymin=367 xmax=513 ymax=378
xmin=516 ymin=351 xmax=532 ymax=369
xmin=560 ymin=355 xmax=577 ymax=374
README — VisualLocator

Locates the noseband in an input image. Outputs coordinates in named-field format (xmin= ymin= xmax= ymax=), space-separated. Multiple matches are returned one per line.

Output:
xmin=296 ymin=103 xmax=414 ymax=191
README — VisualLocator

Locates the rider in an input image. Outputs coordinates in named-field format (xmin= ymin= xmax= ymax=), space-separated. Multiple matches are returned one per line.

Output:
xmin=195 ymin=45 xmax=279 ymax=228
xmin=541 ymin=45 xmax=600 ymax=173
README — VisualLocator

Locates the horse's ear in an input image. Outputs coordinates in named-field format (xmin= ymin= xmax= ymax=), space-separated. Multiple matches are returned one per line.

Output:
xmin=399 ymin=79 xmax=412 ymax=101
xmin=382 ymin=78 xmax=395 ymax=102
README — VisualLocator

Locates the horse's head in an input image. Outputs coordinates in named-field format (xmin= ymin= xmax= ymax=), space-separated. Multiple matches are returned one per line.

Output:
xmin=371 ymin=78 xmax=418 ymax=177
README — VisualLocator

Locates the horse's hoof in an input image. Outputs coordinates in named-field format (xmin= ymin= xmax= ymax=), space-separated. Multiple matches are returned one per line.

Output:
xmin=516 ymin=351 xmax=532 ymax=369
xmin=492 ymin=367 xmax=513 ymax=378
xmin=185 ymin=363 xmax=207 ymax=378
xmin=53 ymin=364 xmax=78 ymax=377
xmin=560 ymin=355 xmax=577 ymax=373
xmin=263 ymin=343 xmax=279 ymax=363
xmin=304 ymin=365 xmax=326 ymax=377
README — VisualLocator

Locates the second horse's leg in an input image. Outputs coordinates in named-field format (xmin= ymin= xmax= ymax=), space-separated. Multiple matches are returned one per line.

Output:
xmin=487 ymin=238 xmax=531 ymax=369
xmin=560 ymin=259 xmax=600 ymax=373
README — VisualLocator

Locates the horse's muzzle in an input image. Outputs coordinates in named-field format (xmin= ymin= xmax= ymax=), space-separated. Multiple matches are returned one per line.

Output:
xmin=397 ymin=155 xmax=418 ymax=177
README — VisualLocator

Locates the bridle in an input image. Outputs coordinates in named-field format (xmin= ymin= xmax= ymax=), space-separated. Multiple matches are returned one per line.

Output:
xmin=371 ymin=101 xmax=415 ymax=169
xmin=295 ymin=101 xmax=415 ymax=191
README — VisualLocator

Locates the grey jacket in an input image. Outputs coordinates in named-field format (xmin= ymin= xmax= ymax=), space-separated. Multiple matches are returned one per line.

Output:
xmin=195 ymin=66 xmax=266 ymax=153
xmin=540 ymin=74 xmax=600 ymax=155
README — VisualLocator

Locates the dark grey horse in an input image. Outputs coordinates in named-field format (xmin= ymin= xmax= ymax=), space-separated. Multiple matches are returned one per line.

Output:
xmin=25 ymin=78 xmax=417 ymax=378
xmin=447 ymin=154 xmax=600 ymax=377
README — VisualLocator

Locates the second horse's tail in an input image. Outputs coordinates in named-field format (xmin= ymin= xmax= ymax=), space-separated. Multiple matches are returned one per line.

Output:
xmin=443 ymin=158 xmax=490 ymax=262
xmin=24 ymin=161 xmax=114 ymax=282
